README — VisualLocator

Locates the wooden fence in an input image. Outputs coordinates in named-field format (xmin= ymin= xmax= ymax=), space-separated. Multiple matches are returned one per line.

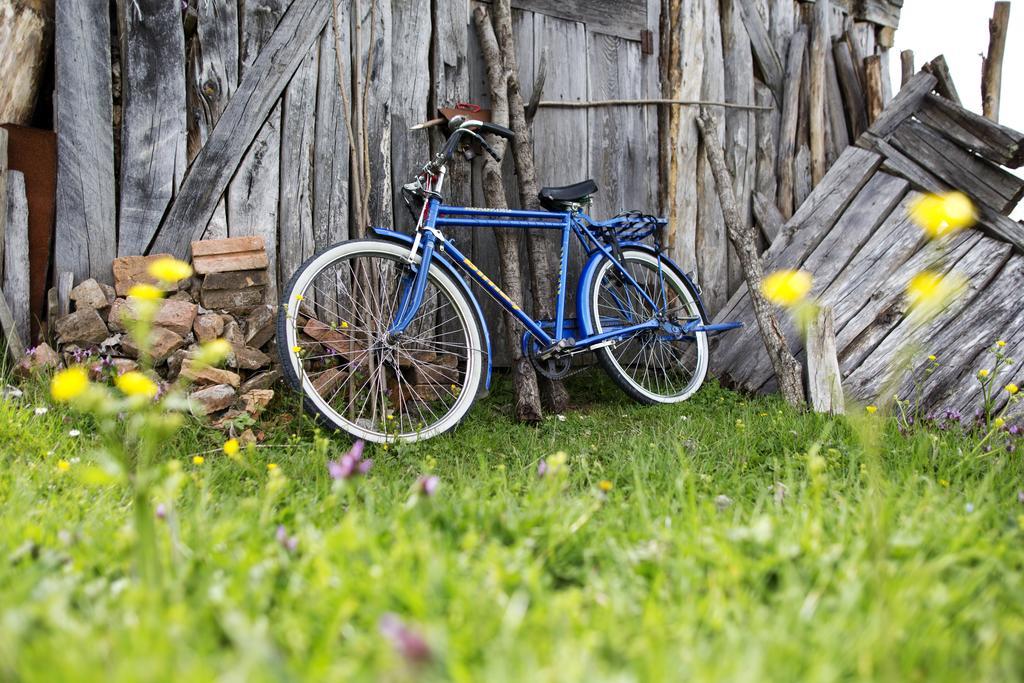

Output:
xmin=51 ymin=0 xmax=904 ymax=360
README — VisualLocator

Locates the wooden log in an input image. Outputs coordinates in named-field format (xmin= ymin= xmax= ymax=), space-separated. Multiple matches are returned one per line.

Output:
xmin=185 ymin=0 xmax=239 ymax=241
xmin=697 ymin=0 xmax=728 ymax=314
xmin=864 ymin=55 xmax=885 ymax=123
xmin=753 ymin=190 xmax=785 ymax=243
xmin=809 ymin=0 xmax=829 ymax=186
xmin=900 ymin=50 xmax=914 ymax=87
xmin=277 ymin=44 xmax=318 ymax=295
xmin=805 ymin=306 xmax=844 ymax=414
xmin=56 ymin=271 xmax=73 ymax=319
xmin=753 ymin=83 xmax=778 ymax=214
xmin=768 ymin=0 xmax=795 ymax=63
xmin=915 ymin=93 xmax=1024 ymax=169
xmin=3 ymin=171 xmax=30 ymax=344
xmin=922 ymin=55 xmax=961 ymax=105
xmin=982 ymin=2 xmax=1011 ymax=123
xmin=227 ymin=0 xmax=287 ymax=300
xmin=776 ymin=27 xmax=807 ymax=218
xmin=878 ymin=48 xmax=893 ymax=105
xmin=0 ymin=128 xmax=6 ymax=270
xmin=665 ymin=0 xmax=705 ymax=274
xmin=54 ymin=0 xmax=116 ymax=284
xmin=697 ymin=108 xmax=804 ymax=407
xmin=390 ymin=0 xmax=431 ymax=228
xmin=0 ymin=0 xmax=51 ymax=126
xmin=0 ymin=289 xmax=24 ymax=361
xmin=736 ymin=0 xmax=784 ymax=103
xmin=117 ymin=0 xmax=187 ymax=257
xmin=824 ymin=41 xmax=850 ymax=161
xmin=888 ymin=118 xmax=1024 ymax=215
xmin=832 ymin=39 xmax=868 ymax=139
xmin=150 ymin=0 xmax=331 ymax=260
xmin=862 ymin=70 xmax=936 ymax=140
xmin=794 ymin=144 xmax=812 ymax=208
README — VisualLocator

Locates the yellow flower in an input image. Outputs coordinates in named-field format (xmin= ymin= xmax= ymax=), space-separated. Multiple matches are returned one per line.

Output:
xmin=598 ymin=480 xmax=613 ymax=492
xmin=294 ymin=294 xmax=304 ymax=301
xmin=127 ymin=283 xmax=165 ymax=301
xmin=341 ymin=321 xmax=349 ymax=329
xmin=1007 ymin=383 xmax=1019 ymax=395
xmin=57 ymin=459 xmax=71 ymax=472
xmin=147 ymin=257 xmax=193 ymax=283
xmin=547 ymin=451 xmax=567 ymax=474
xmin=51 ymin=367 xmax=90 ymax=402
xmin=928 ymin=355 xmax=937 ymax=362
xmin=994 ymin=417 xmax=1006 ymax=428
xmin=906 ymin=270 xmax=965 ymax=318
xmin=194 ymin=339 xmax=232 ymax=367
xmin=267 ymin=463 xmax=278 ymax=471
xmin=910 ymin=192 xmax=976 ymax=239
xmin=865 ymin=405 xmax=877 ymax=414
xmin=761 ymin=270 xmax=813 ymax=307
xmin=997 ymin=340 xmax=1007 ymax=348
xmin=115 ymin=371 xmax=158 ymax=399
xmin=193 ymin=455 xmax=205 ymax=465
xmin=978 ymin=369 xmax=990 ymax=379
xmin=939 ymin=479 xmax=949 ymax=488
xmin=291 ymin=345 xmax=302 ymax=354
xmin=223 ymin=439 xmax=240 ymax=457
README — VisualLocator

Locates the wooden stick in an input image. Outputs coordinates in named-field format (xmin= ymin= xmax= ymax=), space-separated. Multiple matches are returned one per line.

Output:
xmin=696 ymin=108 xmax=804 ymax=408
xmin=900 ymin=50 xmax=915 ymax=87
xmin=536 ymin=98 xmax=774 ymax=111
xmin=777 ymin=27 xmax=808 ymax=218
xmin=864 ymin=55 xmax=885 ymax=124
xmin=3 ymin=171 xmax=30 ymax=345
xmin=982 ymin=2 xmax=1011 ymax=122
xmin=923 ymin=55 xmax=961 ymax=105
xmin=805 ymin=305 xmax=844 ymax=415
xmin=809 ymin=0 xmax=830 ymax=186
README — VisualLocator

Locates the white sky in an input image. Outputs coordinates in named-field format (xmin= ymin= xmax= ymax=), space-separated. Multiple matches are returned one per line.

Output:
xmin=892 ymin=0 xmax=1024 ymax=218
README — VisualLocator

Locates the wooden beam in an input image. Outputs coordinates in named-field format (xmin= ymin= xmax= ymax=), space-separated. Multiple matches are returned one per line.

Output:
xmin=916 ymin=93 xmax=1024 ymax=169
xmin=753 ymin=190 xmax=785 ymax=243
xmin=900 ymin=50 xmax=914 ymax=87
xmin=862 ymin=70 xmax=935 ymax=139
xmin=150 ymin=0 xmax=331 ymax=260
xmin=117 ymin=0 xmax=187 ymax=257
xmin=982 ymin=2 xmax=1011 ymax=122
xmin=833 ymin=39 xmax=868 ymax=139
xmin=737 ymin=0 xmax=785 ymax=104
xmin=3 ymin=171 xmax=30 ymax=346
xmin=54 ymin=0 xmax=117 ymax=284
xmin=479 ymin=0 xmax=647 ymax=41
xmin=922 ymin=55 xmax=961 ymax=105
xmin=0 ymin=289 xmax=25 ymax=362
xmin=0 ymin=128 xmax=7 ymax=273
xmin=805 ymin=305 xmax=844 ymax=414
xmin=809 ymin=0 xmax=830 ymax=185
xmin=864 ymin=55 xmax=884 ymax=123
xmin=776 ymin=27 xmax=808 ymax=218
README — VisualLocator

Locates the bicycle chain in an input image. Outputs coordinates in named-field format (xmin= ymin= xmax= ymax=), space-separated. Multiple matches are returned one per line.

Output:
xmin=528 ymin=351 xmax=592 ymax=381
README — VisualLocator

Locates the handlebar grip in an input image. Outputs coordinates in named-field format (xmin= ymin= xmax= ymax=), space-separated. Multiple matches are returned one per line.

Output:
xmin=480 ymin=121 xmax=514 ymax=140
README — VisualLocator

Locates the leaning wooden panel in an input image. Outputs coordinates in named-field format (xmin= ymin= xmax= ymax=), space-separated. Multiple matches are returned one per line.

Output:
xmin=313 ymin=20 xmax=351 ymax=253
xmin=54 ymin=0 xmax=117 ymax=284
xmin=391 ymin=0 xmax=432 ymax=230
xmin=432 ymin=0 xmax=471 ymax=210
xmin=3 ymin=171 xmax=30 ymax=344
xmin=117 ymin=0 xmax=187 ymax=257
xmin=150 ymin=0 xmax=331 ymax=260
xmin=358 ymin=0 xmax=394 ymax=227
xmin=915 ymin=93 xmax=1024 ymax=169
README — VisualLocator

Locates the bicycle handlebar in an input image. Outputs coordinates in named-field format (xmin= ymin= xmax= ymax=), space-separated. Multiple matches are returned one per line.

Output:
xmin=434 ymin=119 xmax=515 ymax=172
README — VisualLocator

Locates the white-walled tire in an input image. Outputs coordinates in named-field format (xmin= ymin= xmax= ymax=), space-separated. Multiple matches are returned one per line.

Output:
xmin=277 ymin=240 xmax=484 ymax=443
xmin=586 ymin=248 xmax=709 ymax=404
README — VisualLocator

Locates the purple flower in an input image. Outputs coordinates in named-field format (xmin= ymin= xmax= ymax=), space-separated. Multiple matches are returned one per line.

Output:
xmin=417 ymin=475 xmax=439 ymax=497
xmin=537 ymin=459 xmax=548 ymax=477
xmin=328 ymin=440 xmax=371 ymax=480
xmin=1017 ymin=490 xmax=1024 ymax=504
xmin=275 ymin=525 xmax=298 ymax=553
xmin=379 ymin=613 xmax=431 ymax=663
xmin=155 ymin=503 xmax=167 ymax=520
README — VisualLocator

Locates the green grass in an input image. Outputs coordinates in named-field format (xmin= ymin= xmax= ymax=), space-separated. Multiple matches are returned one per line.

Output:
xmin=1 ymin=372 xmax=1022 ymax=682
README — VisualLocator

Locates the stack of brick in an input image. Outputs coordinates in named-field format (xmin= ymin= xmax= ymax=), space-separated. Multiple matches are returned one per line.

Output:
xmin=48 ymin=236 xmax=281 ymax=430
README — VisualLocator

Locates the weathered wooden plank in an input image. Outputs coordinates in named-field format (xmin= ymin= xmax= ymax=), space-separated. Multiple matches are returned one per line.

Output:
xmin=806 ymin=305 xmax=844 ymax=414
xmin=808 ymin=0 xmax=829 ymax=186
xmin=117 ymin=0 xmax=187 ymax=257
xmin=278 ymin=44 xmax=318 ymax=296
xmin=900 ymin=50 xmax=914 ymax=87
xmin=0 ymin=128 xmax=6 ymax=271
xmin=480 ymin=0 xmax=647 ymax=41
xmin=768 ymin=0 xmax=795 ymax=62
xmin=736 ymin=0 xmax=784 ymax=103
xmin=313 ymin=17 xmax=351 ymax=254
xmin=857 ymin=0 xmax=902 ymax=29
xmin=391 ymin=0 xmax=432 ymax=229
xmin=915 ymin=93 xmax=1024 ymax=169
xmin=794 ymin=143 xmax=812 ymax=208
xmin=150 ymin=0 xmax=331 ymax=259
xmin=432 ymin=0 xmax=471 ymax=210
xmin=864 ymin=54 xmax=884 ymax=123
xmin=862 ymin=70 xmax=935 ymax=139
xmin=776 ymin=27 xmax=807 ymax=218
xmin=753 ymin=82 xmax=778 ymax=217
xmin=752 ymin=190 xmax=785 ymax=243
xmin=54 ymin=0 xmax=117 ymax=284
xmin=0 ymin=289 xmax=24 ymax=361
xmin=878 ymin=48 xmax=893 ymax=104
xmin=824 ymin=39 xmax=849 ymax=161
xmin=357 ymin=0 xmax=393 ymax=227
xmin=57 ymin=271 xmax=74 ymax=319
xmin=696 ymin=0 xmax=728 ymax=314
xmin=722 ymin=0 xmax=756 ymax=295
xmin=922 ymin=55 xmax=960 ymax=105
xmin=832 ymin=39 xmax=868 ymax=139
xmin=227 ymin=0 xmax=287 ymax=301
xmin=3 ymin=171 xmax=30 ymax=344
xmin=665 ymin=0 xmax=705 ymax=274
xmin=889 ymin=118 xmax=1024 ymax=214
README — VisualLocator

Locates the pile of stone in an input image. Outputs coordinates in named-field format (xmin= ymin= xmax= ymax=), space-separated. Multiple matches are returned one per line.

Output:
xmin=46 ymin=236 xmax=281 ymax=428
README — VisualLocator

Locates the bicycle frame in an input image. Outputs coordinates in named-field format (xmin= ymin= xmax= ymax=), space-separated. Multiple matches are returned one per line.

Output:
xmin=387 ymin=169 xmax=690 ymax=355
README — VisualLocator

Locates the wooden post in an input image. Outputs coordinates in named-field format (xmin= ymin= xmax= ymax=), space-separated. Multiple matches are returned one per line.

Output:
xmin=0 ymin=128 xmax=7 ymax=274
xmin=900 ymin=50 xmax=915 ymax=87
xmin=777 ymin=27 xmax=807 ymax=218
xmin=923 ymin=55 xmax=961 ymax=105
xmin=809 ymin=0 xmax=829 ymax=186
xmin=472 ymin=5 xmax=543 ymax=423
xmin=0 ymin=0 xmax=52 ymax=126
xmin=3 ymin=171 xmax=30 ymax=345
xmin=56 ymin=272 xmax=73 ymax=319
xmin=864 ymin=55 xmax=885 ymax=124
xmin=697 ymin=109 xmax=804 ymax=408
xmin=982 ymin=2 xmax=1011 ymax=122
xmin=833 ymin=40 xmax=868 ymax=138
xmin=805 ymin=305 xmax=844 ymax=414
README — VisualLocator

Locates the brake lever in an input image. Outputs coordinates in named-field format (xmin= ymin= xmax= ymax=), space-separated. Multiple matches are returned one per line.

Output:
xmin=465 ymin=130 xmax=502 ymax=163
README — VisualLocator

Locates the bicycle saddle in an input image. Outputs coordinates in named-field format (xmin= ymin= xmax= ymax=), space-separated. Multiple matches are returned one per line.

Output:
xmin=539 ymin=179 xmax=598 ymax=211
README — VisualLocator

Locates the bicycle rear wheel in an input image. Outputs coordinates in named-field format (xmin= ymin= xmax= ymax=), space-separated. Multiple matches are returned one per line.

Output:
xmin=586 ymin=248 xmax=708 ymax=404
xmin=277 ymin=239 xmax=484 ymax=443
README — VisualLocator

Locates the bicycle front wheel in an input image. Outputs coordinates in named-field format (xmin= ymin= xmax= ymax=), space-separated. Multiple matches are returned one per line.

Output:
xmin=277 ymin=239 xmax=485 ymax=443
xmin=586 ymin=248 xmax=709 ymax=404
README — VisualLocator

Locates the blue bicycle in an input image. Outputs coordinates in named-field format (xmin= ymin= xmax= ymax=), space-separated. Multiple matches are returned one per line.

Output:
xmin=277 ymin=117 xmax=741 ymax=443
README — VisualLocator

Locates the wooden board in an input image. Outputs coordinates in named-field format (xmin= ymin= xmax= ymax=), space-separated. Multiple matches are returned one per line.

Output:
xmin=117 ymin=0 xmax=187 ymax=257
xmin=736 ymin=0 xmax=783 ymax=103
xmin=915 ymin=93 xmax=1024 ymax=169
xmin=480 ymin=0 xmax=647 ymax=41
xmin=150 ymin=0 xmax=331 ymax=260
xmin=806 ymin=305 xmax=844 ymax=414
xmin=359 ymin=0 xmax=394 ymax=227
xmin=313 ymin=18 xmax=351 ymax=254
xmin=391 ymin=0 xmax=432 ymax=230
xmin=54 ymin=0 xmax=117 ymax=284
xmin=3 ymin=171 xmax=30 ymax=344
xmin=432 ymin=0 xmax=472 ymax=211
xmin=776 ymin=27 xmax=807 ymax=218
